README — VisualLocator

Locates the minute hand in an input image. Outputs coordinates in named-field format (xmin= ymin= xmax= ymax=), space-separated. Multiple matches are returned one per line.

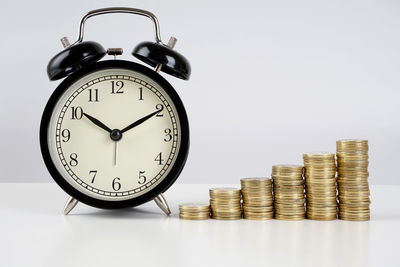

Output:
xmin=121 ymin=110 xmax=160 ymax=134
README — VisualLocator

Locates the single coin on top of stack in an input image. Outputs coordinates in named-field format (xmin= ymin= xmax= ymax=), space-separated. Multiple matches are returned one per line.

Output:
xmin=303 ymin=152 xmax=337 ymax=220
xmin=179 ymin=203 xmax=210 ymax=220
xmin=241 ymin=178 xmax=273 ymax=220
xmin=272 ymin=165 xmax=306 ymax=220
xmin=209 ymin=187 xmax=242 ymax=220
xmin=336 ymin=139 xmax=370 ymax=221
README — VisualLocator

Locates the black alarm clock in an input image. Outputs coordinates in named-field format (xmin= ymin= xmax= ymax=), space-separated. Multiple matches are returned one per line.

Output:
xmin=40 ymin=7 xmax=191 ymax=215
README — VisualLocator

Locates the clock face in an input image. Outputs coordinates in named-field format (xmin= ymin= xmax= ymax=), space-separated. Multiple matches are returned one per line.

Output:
xmin=41 ymin=61 xmax=188 ymax=206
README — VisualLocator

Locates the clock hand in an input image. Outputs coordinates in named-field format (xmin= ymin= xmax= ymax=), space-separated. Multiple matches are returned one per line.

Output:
xmin=121 ymin=110 xmax=160 ymax=133
xmin=82 ymin=112 xmax=112 ymax=133
xmin=113 ymin=141 xmax=117 ymax=166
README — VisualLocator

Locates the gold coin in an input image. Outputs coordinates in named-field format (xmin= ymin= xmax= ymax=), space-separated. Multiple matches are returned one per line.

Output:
xmin=303 ymin=152 xmax=335 ymax=158
xmin=211 ymin=214 xmax=242 ymax=219
xmin=243 ymin=199 xmax=273 ymax=204
xmin=179 ymin=211 xmax=210 ymax=220
xmin=242 ymin=193 xmax=273 ymax=198
xmin=336 ymin=153 xmax=369 ymax=161
xmin=307 ymin=205 xmax=337 ymax=210
xmin=307 ymin=214 xmax=337 ymax=221
xmin=274 ymin=208 xmax=305 ymax=214
xmin=338 ymin=199 xmax=370 ymax=204
xmin=210 ymin=198 xmax=241 ymax=203
xmin=243 ymin=201 xmax=273 ymax=206
xmin=274 ymin=198 xmax=305 ymax=203
xmin=179 ymin=203 xmax=210 ymax=212
xmin=306 ymin=198 xmax=337 ymax=203
xmin=273 ymin=183 xmax=304 ymax=189
xmin=209 ymin=187 xmax=241 ymax=198
xmin=336 ymin=140 xmax=368 ymax=150
xmin=243 ymin=210 xmax=274 ymax=215
xmin=212 ymin=216 xmax=242 ymax=220
xmin=243 ymin=205 xmax=273 ymax=212
xmin=338 ymin=182 xmax=369 ymax=188
xmin=274 ymin=213 xmax=305 ymax=220
xmin=244 ymin=215 xmax=273 ymax=220
xmin=339 ymin=211 xmax=370 ymax=217
xmin=272 ymin=164 xmax=303 ymax=172
xmin=241 ymin=177 xmax=272 ymax=184
xmin=338 ymin=215 xmax=370 ymax=221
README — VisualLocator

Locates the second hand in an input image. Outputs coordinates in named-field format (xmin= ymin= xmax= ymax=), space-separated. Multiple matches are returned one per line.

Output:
xmin=113 ymin=141 xmax=118 ymax=166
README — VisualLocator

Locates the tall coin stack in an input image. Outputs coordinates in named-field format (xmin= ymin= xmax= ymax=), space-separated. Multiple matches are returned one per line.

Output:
xmin=179 ymin=203 xmax=210 ymax=220
xmin=241 ymin=178 xmax=274 ymax=220
xmin=209 ymin=188 xmax=242 ymax=220
xmin=272 ymin=165 xmax=306 ymax=220
xmin=336 ymin=139 xmax=370 ymax=221
xmin=303 ymin=153 xmax=338 ymax=220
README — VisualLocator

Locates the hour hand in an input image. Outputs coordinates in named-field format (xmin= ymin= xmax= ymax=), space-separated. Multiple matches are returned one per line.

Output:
xmin=83 ymin=112 xmax=112 ymax=133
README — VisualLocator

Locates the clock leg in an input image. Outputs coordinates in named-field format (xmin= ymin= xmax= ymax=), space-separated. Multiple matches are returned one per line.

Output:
xmin=154 ymin=193 xmax=171 ymax=216
xmin=63 ymin=196 xmax=79 ymax=215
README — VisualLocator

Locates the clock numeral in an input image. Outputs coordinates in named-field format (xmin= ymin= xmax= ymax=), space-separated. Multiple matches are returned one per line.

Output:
xmin=88 ymin=88 xmax=99 ymax=102
xmin=71 ymin=106 xmax=83 ymax=120
xmin=89 ymin=170 xmax=97 ymax=183
xmin=155 ymin=152 xmax=164 ymax=165
xmin=156 ymin=104 xmax=164 ymax=117
xmin=139 ymin=87 xmax=144 ymax=100
xmin=111 ymin=81 xmax=124 ymax=94
xmin=164 ymin=128 xmax=172 ymax=142
xmin=69 ymin=153 xmax=78 ymax=167
xmin=61 ymin=129 xmax=70 ymax=142
xmin=112 ymin=177 xmax=121 ymax=191
xmin=138 ymin=171 xmax=146 ymax=184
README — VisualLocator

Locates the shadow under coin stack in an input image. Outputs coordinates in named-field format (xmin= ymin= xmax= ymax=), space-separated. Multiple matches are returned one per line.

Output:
xmin=240 ymin=178 xmax=274 ymax=220
xmin=179 ymin=203 xmax=210 ymax=220
xmin=303 ymin=153 xmax=338 ymax=220
xmin=209 ymin=188 xmax=242 ymax=220
xmin=336 ymin=139 xmax=370 ymax=221
xmin=272 ymin=165 xmax=306 ymax=220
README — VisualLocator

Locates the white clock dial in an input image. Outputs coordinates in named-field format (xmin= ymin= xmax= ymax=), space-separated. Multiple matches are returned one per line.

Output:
xmin=47 ymin=68 xmax=181 ymax=201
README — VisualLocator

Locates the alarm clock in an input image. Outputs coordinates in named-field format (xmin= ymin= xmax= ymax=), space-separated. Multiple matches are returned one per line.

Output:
xmin=40 ymin=7 xmax=191 ymax=215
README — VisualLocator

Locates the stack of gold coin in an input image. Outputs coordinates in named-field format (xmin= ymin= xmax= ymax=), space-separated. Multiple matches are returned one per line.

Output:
xmin=336 ymin=139 xmax=370 ymax=221
xmin=209 ymin=187 xmax=242 ymax=220
xmin=179 ymin=203 xmax=210 ymax=220
xmin=240 ymin=178 xmax=273 ymax=220
xmin=303 ymin=152 xmax=337 ymax=220
xmin=271 ymin=165 xmax=305 ymax=220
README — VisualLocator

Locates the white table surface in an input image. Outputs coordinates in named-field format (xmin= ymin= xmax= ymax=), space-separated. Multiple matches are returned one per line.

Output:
xmin=0 ymin=183 xmax=399 ymax=267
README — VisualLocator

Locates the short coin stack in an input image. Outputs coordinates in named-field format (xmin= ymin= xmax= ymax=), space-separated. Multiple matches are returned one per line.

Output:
xmin=303 ymin=153 xmax=338 ymax=220
xmin=209 ymin=188 xmax=242 ymax=220
xmin=179 ymin=203 xmax=210 ymax=220
xmin=241 ymin=178 xmax=274 ymax=220
xmin=272 ymin=165 xmax=306 ymax=220
xmin=336 ymin=139 xmax=370 ymax=221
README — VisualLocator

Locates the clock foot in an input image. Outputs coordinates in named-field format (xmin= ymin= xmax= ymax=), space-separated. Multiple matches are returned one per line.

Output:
xmin=63 ymin=196 xmax=79 ymax=215
xmin=154 ymin=193 xmax=171 ymax=216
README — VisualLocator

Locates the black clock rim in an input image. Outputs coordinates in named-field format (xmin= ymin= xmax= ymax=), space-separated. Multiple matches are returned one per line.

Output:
xmin=40 ymin=60 xmax=190 ymax=209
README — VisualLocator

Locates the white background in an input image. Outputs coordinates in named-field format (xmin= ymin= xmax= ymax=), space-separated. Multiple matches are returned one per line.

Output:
xmin=0 ymin=0 xmax=399 ymax=184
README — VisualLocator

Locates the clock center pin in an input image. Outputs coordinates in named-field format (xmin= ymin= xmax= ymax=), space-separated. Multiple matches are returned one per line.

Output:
xmin=110 ymin=129 xmax=123 ymax=141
